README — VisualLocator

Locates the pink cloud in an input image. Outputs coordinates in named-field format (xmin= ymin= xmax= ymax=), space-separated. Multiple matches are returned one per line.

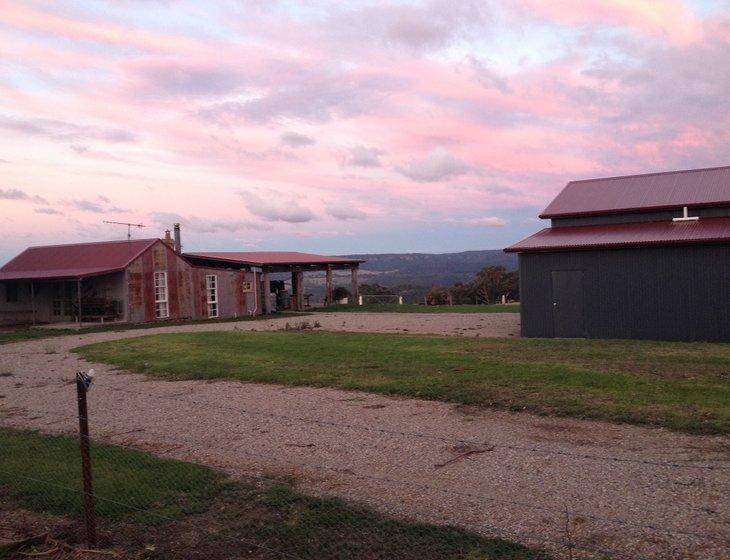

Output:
xmin=1 ymin=0 xmax=728 ymax=258
xmin=517 ymin=0 xmax=703 ymax=44
xmin=0 ymin=2 xmax=205 ymax=53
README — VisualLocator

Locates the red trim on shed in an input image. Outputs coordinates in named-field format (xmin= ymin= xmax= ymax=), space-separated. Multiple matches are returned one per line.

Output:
xmin=505 ymin=216 xmax=730 ymax=253
xmin=183 ymin=251 xmax=363 ymax=267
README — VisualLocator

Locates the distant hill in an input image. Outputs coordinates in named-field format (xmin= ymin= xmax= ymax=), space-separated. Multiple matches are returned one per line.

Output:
xmin=347 ymin=250 xmax=516 ymax=284
xmin=302 ymin=250 xmax=517 ymax=304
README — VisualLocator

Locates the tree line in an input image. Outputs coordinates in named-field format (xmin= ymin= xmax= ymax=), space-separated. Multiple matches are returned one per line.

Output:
xmin=359 ymin=266 xmax=519 ymax=305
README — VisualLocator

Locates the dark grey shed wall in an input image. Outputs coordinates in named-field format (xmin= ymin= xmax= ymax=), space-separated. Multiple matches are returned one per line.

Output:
xmin=519 ymin=243 xmax=730 ymax=341
xmin=551 ymin=205 xmax=730 ymax=228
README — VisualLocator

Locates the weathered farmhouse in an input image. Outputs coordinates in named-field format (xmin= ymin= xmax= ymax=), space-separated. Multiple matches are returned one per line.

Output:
xmin=0 ymin=227 xmax=362 ymax=326
xmin=506 ymin=166 xmax=730 ymax=342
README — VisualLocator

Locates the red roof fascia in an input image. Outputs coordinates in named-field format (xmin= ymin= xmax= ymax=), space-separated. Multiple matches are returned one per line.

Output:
xmin=504 ymin=217 xmax=730 ymax=253
xmin=0 ymin=267 xmax=127 ymax=281
xmin=541 ymin=165 xmax=730 ymax=219
xmin=184 ymin=251 xmax=363 ymax=266
xmin=0 ymin=239 xmax=158 ymax=281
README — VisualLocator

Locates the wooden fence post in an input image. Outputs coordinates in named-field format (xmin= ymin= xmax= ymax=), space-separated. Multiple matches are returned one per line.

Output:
xmin=76 ymin=371 xmax=97 ymax=548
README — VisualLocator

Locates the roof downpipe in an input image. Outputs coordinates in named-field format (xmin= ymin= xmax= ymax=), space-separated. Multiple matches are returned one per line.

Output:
xmin=173 ymin=223 xmax=182 ymax=253
xmin=673 ymin=206 xmax=699 ymax=222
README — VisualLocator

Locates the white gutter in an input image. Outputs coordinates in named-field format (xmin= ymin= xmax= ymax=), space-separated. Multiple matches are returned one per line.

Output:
xmin=673 ymin=206 xmax=699 ymax=222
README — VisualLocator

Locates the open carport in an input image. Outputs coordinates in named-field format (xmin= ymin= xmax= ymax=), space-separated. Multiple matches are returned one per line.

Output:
xmin=183 ymin=251 xmax=363 ymax=313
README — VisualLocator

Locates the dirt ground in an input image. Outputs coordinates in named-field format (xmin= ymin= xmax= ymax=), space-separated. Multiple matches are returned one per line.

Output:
xmin=1 ymin=313 xmax=728 ymax=559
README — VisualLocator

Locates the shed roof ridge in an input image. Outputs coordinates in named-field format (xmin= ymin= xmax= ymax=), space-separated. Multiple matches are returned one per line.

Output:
xmin=565 ymin=164 xmax=730 ymax=186
xmin=24 ymin=238 xmax=159 ymax=250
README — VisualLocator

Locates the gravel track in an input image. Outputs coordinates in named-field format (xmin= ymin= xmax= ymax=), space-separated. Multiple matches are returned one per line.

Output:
xmin=1 ymin=313 xmax=728 ymax=559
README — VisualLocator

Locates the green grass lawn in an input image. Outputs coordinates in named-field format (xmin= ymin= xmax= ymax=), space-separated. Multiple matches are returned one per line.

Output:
xmin=75 ymin=331 xmax=730 ymax=434
xmin=0 ymin=427 xmax=541 ymax=559
xmin=0 ymin=327 xmax=79 ymax=345
xmin=313 ymin=303 xmax=520 ymax=313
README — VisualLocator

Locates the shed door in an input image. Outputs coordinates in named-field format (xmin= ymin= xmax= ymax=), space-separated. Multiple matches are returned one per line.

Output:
xmin=551 ymin=270 xmax=585 ymax=338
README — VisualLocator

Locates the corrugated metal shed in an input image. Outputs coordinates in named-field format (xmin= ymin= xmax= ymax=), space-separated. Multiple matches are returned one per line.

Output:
xmin=0 ymin=239 xmax=158 ymax=280
xmin=505 ymin=217 xmax=730 ymax=253
xmin=541 ymin=165 xmax=730 ymax=218
xmin=183 ymin=251 xmax=363 ymax=266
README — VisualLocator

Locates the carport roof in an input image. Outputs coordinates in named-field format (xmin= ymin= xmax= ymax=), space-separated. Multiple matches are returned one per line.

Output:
xmin=183 ymin=251 xmax=363 ymax=267
xmin=0 ymin=239 xmax=158 ymax=281
xmin=505 ymin=216 xmax=730 ymax=253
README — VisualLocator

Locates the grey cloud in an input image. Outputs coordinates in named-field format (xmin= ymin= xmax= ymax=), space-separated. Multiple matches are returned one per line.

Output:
xmin=200 ymin=70 xmax=404 ymax=124
xmin=0 ymin=188 xmax=48 ymax=205
xmin=330 ymin=1 xmax=490 ymax=51
xmin=73 ymin=200 xmax=104 ymax=213
xmin=325 ymin=202 xmax=367 ymax=221
xmin=0 ymin=188 xmax=31 ymax=200
xmin=280 ymin=131 xmax=316 ymax=147
xmin=472 ymin=183 xmax=520 ymax=195
xmin=238 ymin=191 xmax=315 ymax=223
xmin=448 ymin=216 xmax=507 ymax=227
xmin=35 ymin=208 xmax=63 ymax=215
xmin=72 ymin=197 xmax=127 ymax=214
xmin=0 ymin=116 xmax=136 ymax=144
xmin=397 ymin=149 xmax=472 ymax=182
xmin=468 ymin=56 xmax=513 ymax=94
xmin=150 ymin=211 xmax=271 ymax=234
xmin=348 ymin=145 xmax=384 ymax=168
xmin=134 ymin=62 xmax=244 ymax=97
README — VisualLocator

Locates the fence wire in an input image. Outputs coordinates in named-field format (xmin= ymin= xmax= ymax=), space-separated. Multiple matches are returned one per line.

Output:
xmin=0 ymin=373 xmax=728 ymax=560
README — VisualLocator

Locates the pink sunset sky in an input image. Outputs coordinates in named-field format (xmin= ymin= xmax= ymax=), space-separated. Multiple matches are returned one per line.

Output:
xmin=1 ymin=0 xmax=729 ymax=262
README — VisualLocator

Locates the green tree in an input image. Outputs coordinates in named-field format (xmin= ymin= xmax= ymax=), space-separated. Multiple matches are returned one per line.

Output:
xmin=472 ymin=266 xmax=518 ymax=303
xmin=449 ymin=282 xmax=476 ymax=304
xmin=449 ymin=266 xmax=520 ymax=304
xmin=359 ymin=283 xmax=395 ymax=296
xmin=332 ymin=286 xmax=351 ymax=302
xmin=426 ymin=286 xmax=451 ymax=306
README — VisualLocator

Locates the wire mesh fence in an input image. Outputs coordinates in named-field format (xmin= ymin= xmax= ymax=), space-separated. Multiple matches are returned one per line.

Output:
xmin=1 ymin=371 xmax=728 ymax=560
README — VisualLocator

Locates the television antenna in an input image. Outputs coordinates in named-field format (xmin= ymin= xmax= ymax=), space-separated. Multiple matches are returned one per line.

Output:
xmin=103 ymin=220 xmax=146 ymax=240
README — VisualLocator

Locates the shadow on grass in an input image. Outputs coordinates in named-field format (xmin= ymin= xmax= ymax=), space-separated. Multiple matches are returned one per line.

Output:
xmin=0 ymin=313 xmax=310 ymax=346
xmin=0 ymin=428 xmax=546 ymax=560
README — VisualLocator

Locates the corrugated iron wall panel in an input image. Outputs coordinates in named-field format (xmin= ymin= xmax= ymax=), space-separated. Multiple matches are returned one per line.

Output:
xmin=519 ymin=244 xmax=730 ymax=342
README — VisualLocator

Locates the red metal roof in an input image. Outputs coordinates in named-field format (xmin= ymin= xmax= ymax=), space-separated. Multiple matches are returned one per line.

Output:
xmin=0 ymin=239 xmax=158 ymax=281
xmin=541 ymin=165 xmax=730 ymax=218
xmin=184 ymin=251 xmax=363 ymax=267
xmin=505 ymin=217 xmax=730 ymax=253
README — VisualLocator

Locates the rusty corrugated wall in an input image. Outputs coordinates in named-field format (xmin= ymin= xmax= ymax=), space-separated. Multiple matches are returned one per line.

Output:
xmin=126 ymin=240 xmax=255 ymax=322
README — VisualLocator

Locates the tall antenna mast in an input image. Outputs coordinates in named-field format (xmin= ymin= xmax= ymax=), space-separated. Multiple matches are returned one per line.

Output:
xmin=103 ymin=220 xmax=146 ymax=240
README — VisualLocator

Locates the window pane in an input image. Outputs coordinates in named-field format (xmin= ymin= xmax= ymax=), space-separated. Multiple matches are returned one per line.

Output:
xmin=206 ymin=275 xmax=218 ymax=317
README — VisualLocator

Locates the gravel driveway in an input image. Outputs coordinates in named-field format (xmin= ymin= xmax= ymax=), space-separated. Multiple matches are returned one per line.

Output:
xmin=1 ymin=313 xmax=728 ymax=559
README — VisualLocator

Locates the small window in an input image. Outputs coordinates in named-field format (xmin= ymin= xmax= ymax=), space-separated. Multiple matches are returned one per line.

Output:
xmin=206 ymin=275 xmax=218 ymax=318
xmin=154 ymin=272 xmax=169 ymax=319
xmin=5 ymin=283 xmax=19 ymax=303
xmin=242 ymin=281 xmax=252 ymax=293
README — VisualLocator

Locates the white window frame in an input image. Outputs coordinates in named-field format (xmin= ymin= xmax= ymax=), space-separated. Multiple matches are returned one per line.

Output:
xmin=206 ymin=274 xmax=218 ymax=318
xmin=154 ymin=271 xmax=169 ymax=319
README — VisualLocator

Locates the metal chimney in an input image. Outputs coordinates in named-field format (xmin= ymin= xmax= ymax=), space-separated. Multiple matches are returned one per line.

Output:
xmin=173 ymin=223 xmax=181 ymax=253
